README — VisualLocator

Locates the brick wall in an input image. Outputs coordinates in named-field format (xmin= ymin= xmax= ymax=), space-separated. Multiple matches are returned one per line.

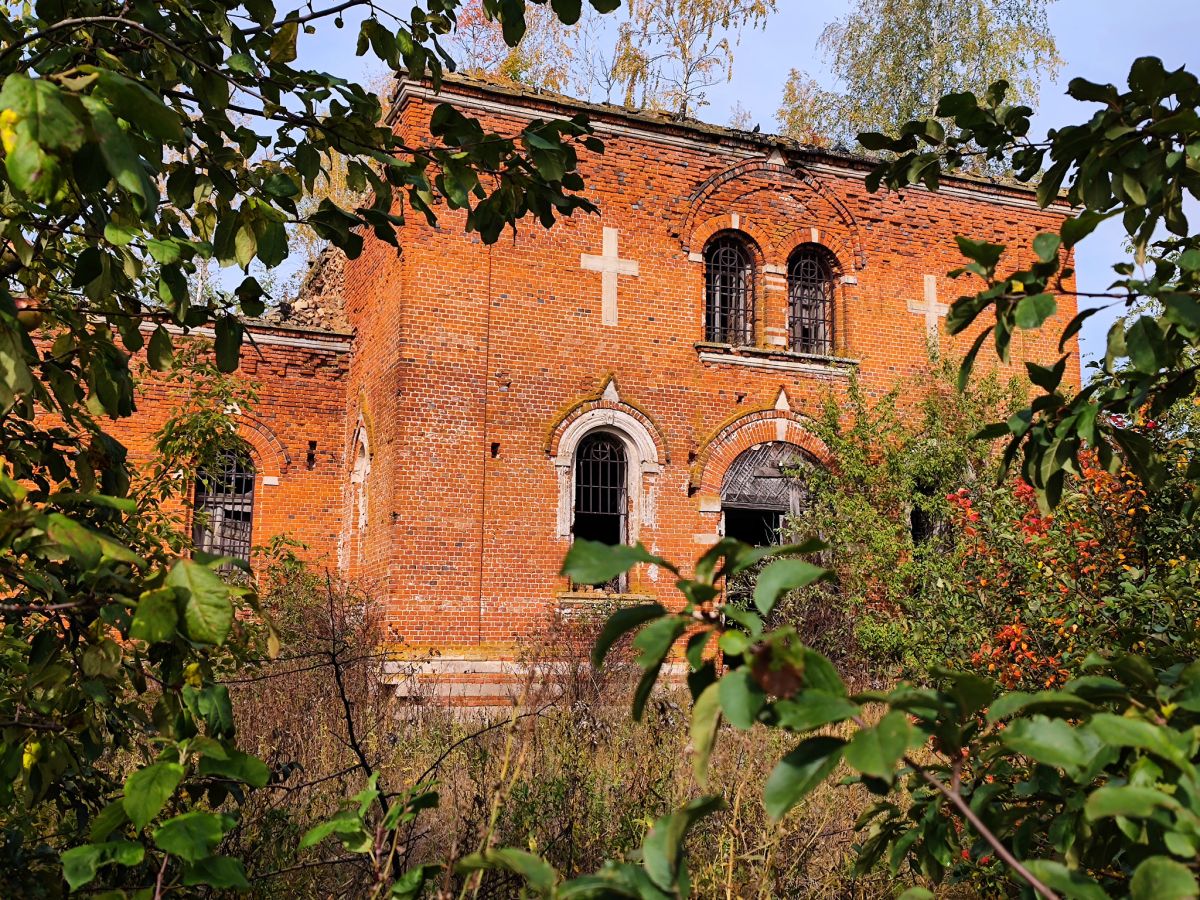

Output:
xmin=335 ymin=77 xmax=1081 ymax=658
xmin=112 ymin=324 xmax=351 ymax=569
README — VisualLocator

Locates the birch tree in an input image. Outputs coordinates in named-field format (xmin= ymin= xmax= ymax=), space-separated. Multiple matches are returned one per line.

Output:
xmin=778 ymin=0 xmax=1061 ymax=146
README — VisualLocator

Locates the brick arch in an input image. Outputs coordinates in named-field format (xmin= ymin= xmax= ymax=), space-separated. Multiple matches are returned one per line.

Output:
xmin=547 ymin=391 xmax=668 ymax=541
xmin=689 ymin=214 xmax=772 ymax=264
xmin=678 ymin=157 xmax=867 ymax=269
xmin=546 ymin=394 xmax=668 ymax=466
xmin=776 ymin=227 xmax=856 ymax=276
xmin=234 ymin=415 xmax=290 ymax=477
xmin=692 ymin=410 xmax=831 ymax=499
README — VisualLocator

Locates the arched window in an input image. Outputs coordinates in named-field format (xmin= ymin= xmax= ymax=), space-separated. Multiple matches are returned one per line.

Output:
xmin=704 ymin=235 xmax=755 ymax=345
xmin=788 ymin=245 xmax=837 ymax=355
xmin=193 ymin=447 xmax=255 ymax=562
xmin=721 ymin=442 xmax=814 ymax=546
xmin=351 ymin=434 xmax=370 ymax=533
xmin=572 ymin=432 xmax=628 ymax=547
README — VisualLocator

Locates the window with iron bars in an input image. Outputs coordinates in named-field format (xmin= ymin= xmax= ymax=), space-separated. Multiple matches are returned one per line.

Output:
xmin=704 ymin=235 xmax=755 ymax=345
xmin=788 ymin=245 xmax=836 ymax=356
xmin=572 ymin=432 xmax=628 ymax=591
xmin=193 ymin=447 xmax=255 ymax=563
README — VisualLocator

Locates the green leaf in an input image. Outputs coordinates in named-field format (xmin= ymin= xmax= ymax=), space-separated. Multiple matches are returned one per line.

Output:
xmin=752 ymin=558 xmax=829 ymax=615
xmin=718 ymin=630 xmax=749 ymax=656
xmin=590 ymin=603 xmax=666 ymax=668
xmin=234 ymin=223 xmax=257 ymax=269
xmin=458 ymin=848 xmax=558 ymax=892
xmin=0 ymin=74 xmax=84 ymax=151
xmin=718 ymin=668 xmax=765 ymax=730
xmin=764 ymin=736 xmax=845 ymax=820
xmin=93 ymin=69 xmax=182 ymax=142
xmin=690 ymin=682 xmax=721 ymax=786
xmin=1086 ymin=785 xmax=1180 ymax=821
xmin=1033 ymin=232 xmax=1061 ymax=263
xmin=299 ymin=813 xmax=368 ymax=850
xmin=955 ymin=236 xmax=1005 ymax=268
xmin=897 ymin=890 xmax=935 ymax=900
xmin=632 ymin=614 xmax=683 ymax=670
xmin=145 ymin=238 xmax=183 ymax=265
xmin=123 ymin=761 xmax=185 ymax=831
xmin=82 ymin=96 xmax=156 ymax=214
xmin=562 ymin=539 xmax=671 ymax=586
xmin=1022 ymin=860 xmax=1110 ymax=900
xmin=197 ymin=748 xmax=269 ymax=788
xmin=1130 ymin=857 xmax=1199 ymax=900
xmin=986 ymin=690 xmax=1094 ymax=722
xmin=167 ymin=559 xmax=234 ymax=645
xmin=152 ymin=811 xmax=231 ymax=863
xmin=629 ymin=616 xmax=684 ymax=719
xmin=61 ymin=841 xmax=145 ymax=891
xmin=214 ymin=316 xmax=242 ymax=373
xmin=182 ymin=855 xmax=249 ymax=889
xmin=641 ymin=796 xmax=723 ymax=891
xmin=1060 ymin=211 xmax=1107 ymax=247
xmin=130 ymin=589 xmax=179 ymax=643
xmin=147 ymin=325 xmax=174 ymax=371
xmin=843 ymin=711 xmax=915 ymax=780
xmin=270 ymin=20 xmax=300 ymax=63
xmin=390 ymin=864 xmax=443 ymax=900
xmin=89 ymin=800 xmax=130 ymax=842
xmin=1001 ymin=716 xmax=1095 ymax=776
xmin=774 ymin=691 xmax=859 ymax=732
xmin=1087 ymin=713 xmax=1188 ymax=768
xmin=1014 ymin=293 xmax=1057 ymax=330
xmin=0 ymin=317 xmax=32 ymax=409
xmin=802 ymin=649 xmax=846 ymax=695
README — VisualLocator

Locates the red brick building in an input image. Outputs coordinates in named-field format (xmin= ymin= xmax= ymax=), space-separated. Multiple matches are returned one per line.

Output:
xmin=117 ymin=76 xmax=1079 ymax=694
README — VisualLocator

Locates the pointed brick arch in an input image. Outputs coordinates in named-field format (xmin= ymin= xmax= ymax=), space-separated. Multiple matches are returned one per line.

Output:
xmin=692 ymin=410 xmax=831 ymax=506
xmin=547 ymin=380 xmax=668 ymax=541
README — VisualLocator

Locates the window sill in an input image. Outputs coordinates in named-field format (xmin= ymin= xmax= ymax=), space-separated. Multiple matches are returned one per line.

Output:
xmin=557 ymin=591 xmax=655 ymax=604
xmin=557 ymin=591 xmax=655 ymax=618
xmin=695 ymin=343 xmax=858 ymax=376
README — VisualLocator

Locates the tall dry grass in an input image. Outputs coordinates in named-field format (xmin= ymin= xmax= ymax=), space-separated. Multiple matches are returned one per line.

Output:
xmin=226 ymin=568 xmax=950 ymax=898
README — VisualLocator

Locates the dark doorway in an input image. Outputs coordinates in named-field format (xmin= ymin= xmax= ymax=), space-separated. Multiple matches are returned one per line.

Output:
xmin=721 ymin=441 xmax=813 ymax=546
xmin=724 ymin=507 xmax=784 ymax=546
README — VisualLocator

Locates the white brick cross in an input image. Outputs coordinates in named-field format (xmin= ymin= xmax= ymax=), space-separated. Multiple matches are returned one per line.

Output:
xmin=907 ymin=274 xmax=949 ymax=346
xmin=580 ymin=227 xmax=639 ymax=326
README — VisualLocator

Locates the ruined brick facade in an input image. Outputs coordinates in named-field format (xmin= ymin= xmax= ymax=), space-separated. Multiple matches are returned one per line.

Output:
xmin=114 ymin=77 xmax=1079 ymax=693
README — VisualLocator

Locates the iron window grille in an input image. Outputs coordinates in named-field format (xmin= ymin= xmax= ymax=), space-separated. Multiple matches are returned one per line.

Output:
xmin=704 ymin=235 xmax=755 ymax=345
xmin=572 ymin=432 xmax=628 ymax=590
xmin=193 ymin=448 xmax=255 ymax=563
xmin=788 ymin=246 xmax=836 ymax=355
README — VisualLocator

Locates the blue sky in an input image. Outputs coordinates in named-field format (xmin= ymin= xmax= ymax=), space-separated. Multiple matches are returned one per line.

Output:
xmin=300 ymin=1 xmax=1200 ymax=364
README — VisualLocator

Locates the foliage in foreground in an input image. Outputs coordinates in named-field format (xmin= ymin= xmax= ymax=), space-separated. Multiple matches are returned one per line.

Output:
xmin=0 ymin=0 xmax=630 ymax=892
xmin=559 ymin=538 xmax=1200 ymax=900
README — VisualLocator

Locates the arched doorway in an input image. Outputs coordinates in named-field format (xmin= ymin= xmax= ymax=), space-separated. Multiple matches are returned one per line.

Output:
xmin=721 ymin=441 xmax=813 ymax=546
